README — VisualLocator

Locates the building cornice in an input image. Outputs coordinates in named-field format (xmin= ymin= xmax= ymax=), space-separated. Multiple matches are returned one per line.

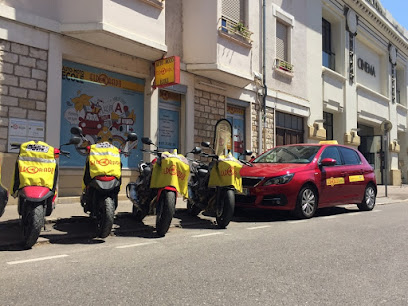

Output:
xmin=345 ymin=0 xmax=408 ymax=54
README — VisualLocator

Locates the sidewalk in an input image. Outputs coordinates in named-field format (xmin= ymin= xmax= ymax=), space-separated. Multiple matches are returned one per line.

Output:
xmin=0 ymin=185 xmax=407 ymax=248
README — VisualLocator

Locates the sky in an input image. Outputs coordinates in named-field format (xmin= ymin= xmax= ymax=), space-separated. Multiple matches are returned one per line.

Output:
xmin=380 ymin=0 xmax=408 ymax=30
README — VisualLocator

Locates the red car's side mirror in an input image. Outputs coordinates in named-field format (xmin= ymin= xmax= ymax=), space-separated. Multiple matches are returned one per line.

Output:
xmin=320 ymin=158 xmax=336 ymax=166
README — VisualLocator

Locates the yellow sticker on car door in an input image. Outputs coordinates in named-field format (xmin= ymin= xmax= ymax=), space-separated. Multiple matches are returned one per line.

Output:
xmin=349 ymin=175 xmax=364 ymax=182
xmin=326 ymin=177 xmax=345 ymax=187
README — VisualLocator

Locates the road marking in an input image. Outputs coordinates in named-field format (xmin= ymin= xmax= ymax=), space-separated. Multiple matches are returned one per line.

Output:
xmin=247 ymin=225 xmax=271 ymax=230
xmin=192 ymin=232 xmax=224 ymax=238
xmin=288 ymin=220 xmax=308 ymax=224
xmin=7 ymin=255 xmax=69 ymax=265
xmin=115 ymin=241 xmax=158 ymax=249
xmin=320 ymin=216 xmax=337 ymax=219
xmin=372 ymin=210 xmax=382 ymax=213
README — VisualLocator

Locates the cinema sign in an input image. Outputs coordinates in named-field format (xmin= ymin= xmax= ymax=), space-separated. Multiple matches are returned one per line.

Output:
xmin=357 ymin=58 xmax=376 ymax=77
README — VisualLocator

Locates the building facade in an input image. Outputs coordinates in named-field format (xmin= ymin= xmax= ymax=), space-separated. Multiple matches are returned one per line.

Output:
xmin=0 ymin=0 xmax=407 ymax=204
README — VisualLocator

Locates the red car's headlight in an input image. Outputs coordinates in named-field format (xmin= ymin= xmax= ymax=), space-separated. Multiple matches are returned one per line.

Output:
xmin=263 ymin=173 xmax=294 ymax=186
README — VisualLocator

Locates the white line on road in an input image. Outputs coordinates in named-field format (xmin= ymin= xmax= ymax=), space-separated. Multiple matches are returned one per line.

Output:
xmin=192 ymin=232 xmax=224 ymax=238
xmin=372 ymin=210 xmax=382 ymax=213
xmin=115 ymin=241 xmax=158 ymax=249
xmin=319 ymin=216 xmax=337 ymax=219
xmin=288 ymin=220 xmax=308 ymax=224
xmin=247 ymin=225 xmax=271 ymax=230
xmin=7 ymin=255 xmax=69 ymax=265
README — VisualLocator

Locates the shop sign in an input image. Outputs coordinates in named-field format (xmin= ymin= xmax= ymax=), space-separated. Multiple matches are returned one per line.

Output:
xmin=154 ymin=56 xmax=180 ymax=88
xmin=357 ymin=58 xmax=376 ymax=77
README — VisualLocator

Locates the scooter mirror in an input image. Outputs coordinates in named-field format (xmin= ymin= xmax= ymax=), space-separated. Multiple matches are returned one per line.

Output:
xmin=68 ymin=137 xmax=81 ymax=145
xmin=201 ymin=141 xmax=210 ymax=148
xmin=127 ymin=133 xmax=138 ymax=142
xmin=70 ymin=126 xmax=83 ymax=136
xmin=142 ymin=137 xmax=153 ymax=145
xmin=244 ymin=149 xmax=253 ymax=156
xmin=191 ymin=147 xmax=202 ymax=154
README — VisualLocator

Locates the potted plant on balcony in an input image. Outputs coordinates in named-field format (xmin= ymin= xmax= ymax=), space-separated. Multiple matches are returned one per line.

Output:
xmin=233 ymin=21 xmax=251 ymax=41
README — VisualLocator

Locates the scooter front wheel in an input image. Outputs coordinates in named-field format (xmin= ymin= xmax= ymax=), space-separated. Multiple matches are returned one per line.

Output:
xmin=22 ymin=202 xmax=45 ymax=249
xmin=216 ymin=189 xmax=235 ymax=229
xmin=96 ymin=197 xmax=115 ymax=238
xmin=156 ymin=190 xmax=176 ymax=237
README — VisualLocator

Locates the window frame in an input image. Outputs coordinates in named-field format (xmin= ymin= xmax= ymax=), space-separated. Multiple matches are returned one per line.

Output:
xmin=272 ymin=4 xmax=294 ymax=65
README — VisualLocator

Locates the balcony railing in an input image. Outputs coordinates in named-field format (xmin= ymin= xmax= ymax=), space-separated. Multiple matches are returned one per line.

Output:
xmin=275 ymin=58 xmax=294 ymax=73
xmin=322 ymin=51 xmax=336 ymax=71
xmin=219 ymin=16 xmax=253 ymax=44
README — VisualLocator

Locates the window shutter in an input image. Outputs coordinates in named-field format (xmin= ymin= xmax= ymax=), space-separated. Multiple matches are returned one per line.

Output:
xmin=222 ymin=0 xmax=245 ymax=23
xmin=276 ymin=21 xmax=288 ymax=61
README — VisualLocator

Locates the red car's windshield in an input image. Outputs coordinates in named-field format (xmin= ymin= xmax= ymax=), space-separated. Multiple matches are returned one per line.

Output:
xmin=253 ymin=145 xmax=321 ymax=164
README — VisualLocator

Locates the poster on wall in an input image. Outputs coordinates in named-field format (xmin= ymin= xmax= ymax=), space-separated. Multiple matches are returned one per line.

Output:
xmin=227 ymin=105 xmax=245 ymax=159
xmin=158 ymin=91 xmax=181 ymax=151
xmin=60 ymin=60 xmax=145 ymax=168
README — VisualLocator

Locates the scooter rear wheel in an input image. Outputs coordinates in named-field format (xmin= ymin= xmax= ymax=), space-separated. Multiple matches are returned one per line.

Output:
xmin=22 ymin=202 xmax=45 ymax=249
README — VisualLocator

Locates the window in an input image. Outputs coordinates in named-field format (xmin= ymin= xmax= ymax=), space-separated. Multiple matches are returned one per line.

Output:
xmin=320 ymin=146 xmax=342 ymax=165
xmin=323 ymin=112 xmax=333 ymax=140
xmin=276 ymin=21 xmax=288 ymax=61
xmin=322 ymin=18 xmax=335 ymax=70
xmin=276 ymin=111 xmax=304 ymax=146
xmin=339 ymin=147 xmax=361 ymax=165
xmin=227 ymin=105 xmax=246 ymax=159
xmin=222 ymin=0 xmax=245 ymax=23
xmin=221 ymin=0 xmax=250 ymax=41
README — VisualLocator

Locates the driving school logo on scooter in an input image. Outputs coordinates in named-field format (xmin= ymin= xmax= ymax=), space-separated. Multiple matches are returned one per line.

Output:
xmin=163 ymin=164 xmax=186 ymax=181
xmin=220 ymin=166 xmax=236 ymax=177
xmin=90 ymin=158 xmax=121 ymax=167
xmin=20 ymin=166 xmax=55 ymax=174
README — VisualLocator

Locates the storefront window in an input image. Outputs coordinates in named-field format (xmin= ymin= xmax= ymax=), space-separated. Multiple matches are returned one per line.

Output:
xmin=60 ymin=60 xmax=145 ymax=168
xmin=158 ymin=90 xmax=181 ymax=152
xmin=227 ymin=105 xmax=245 ymax=159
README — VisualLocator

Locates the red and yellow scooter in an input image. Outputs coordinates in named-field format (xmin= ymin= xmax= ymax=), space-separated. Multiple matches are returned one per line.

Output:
xmin=11 ymin=138 xmax=79 ymax=248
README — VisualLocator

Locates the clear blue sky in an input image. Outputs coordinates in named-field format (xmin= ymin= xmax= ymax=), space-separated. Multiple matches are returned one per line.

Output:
xmin=380 ymin=0 xmax=408 ymax=30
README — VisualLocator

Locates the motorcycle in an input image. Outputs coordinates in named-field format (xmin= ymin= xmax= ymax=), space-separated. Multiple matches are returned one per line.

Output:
xmin=11 ymin=138 xmax=80 ymax=248
xmin=0 ymin=169 xmax=9 ymax=218
xmin=186 ymin=142 xmax=252 ymax=228
xmin=70 ymin=126 xmax=138 ymax=238
xmin=126 ymin=137 xmax=190 ymax=237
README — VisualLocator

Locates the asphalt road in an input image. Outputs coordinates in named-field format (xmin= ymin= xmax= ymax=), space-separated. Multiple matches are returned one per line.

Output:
xmin=1 ymin=203 xmax=407 ymax=306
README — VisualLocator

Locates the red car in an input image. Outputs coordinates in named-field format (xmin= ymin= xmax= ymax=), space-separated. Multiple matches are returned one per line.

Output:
xmin=237 ymin=142 xmax=377 ymax=218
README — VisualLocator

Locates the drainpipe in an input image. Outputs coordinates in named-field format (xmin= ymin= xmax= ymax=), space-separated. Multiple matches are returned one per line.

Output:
xmin=258 ymin=0 xmax=267 ymax=154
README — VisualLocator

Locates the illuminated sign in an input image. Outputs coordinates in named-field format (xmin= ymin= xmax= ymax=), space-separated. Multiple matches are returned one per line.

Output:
xmin=154 ymin=56 xmax=180 ymax=88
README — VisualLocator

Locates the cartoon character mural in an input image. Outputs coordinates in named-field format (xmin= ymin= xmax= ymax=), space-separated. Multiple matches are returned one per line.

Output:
xmin=61 ymin=60 xmax=144 ymax=167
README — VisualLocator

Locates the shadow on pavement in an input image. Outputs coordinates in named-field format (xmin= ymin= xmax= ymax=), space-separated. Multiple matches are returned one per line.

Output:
xmin=232 ymin=205 xmax=361 ymax=223
xmin=176 ymin=209 xmax=218 ymax=230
